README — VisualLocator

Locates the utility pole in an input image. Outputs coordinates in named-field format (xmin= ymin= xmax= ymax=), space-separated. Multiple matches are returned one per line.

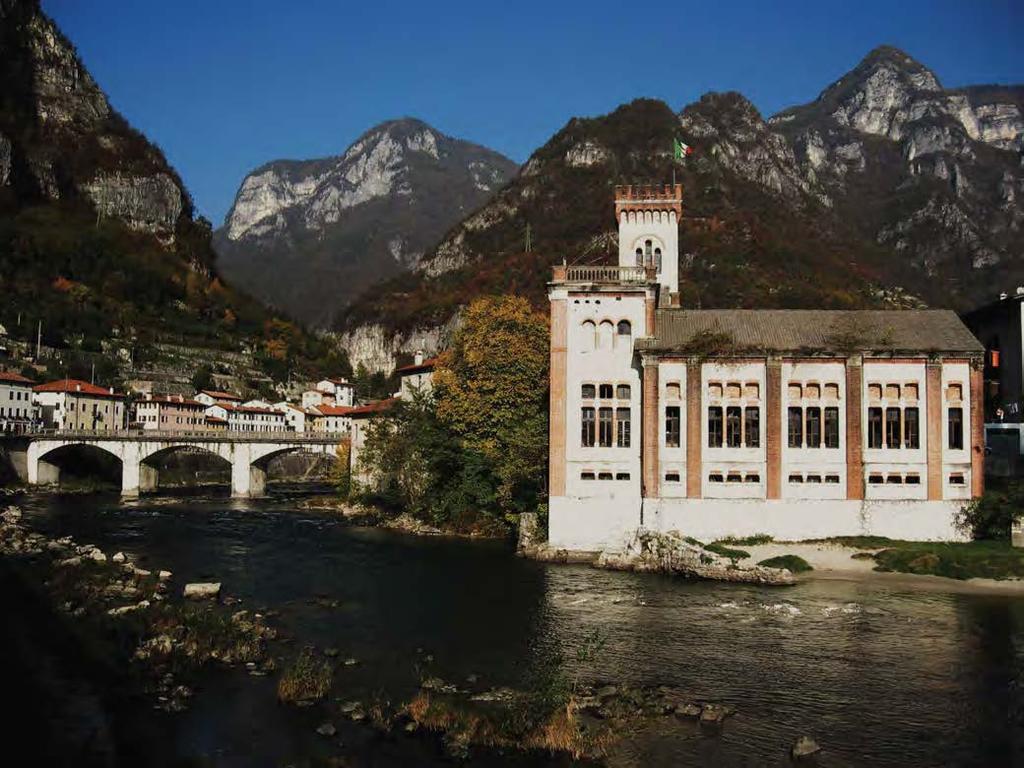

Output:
xmin=36 ymin=320 xmax=41 ymax=360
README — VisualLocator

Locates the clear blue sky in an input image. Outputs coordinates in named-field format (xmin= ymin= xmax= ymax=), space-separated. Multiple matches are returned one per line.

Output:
xmin=44 ymin=0 xmax=1023 ymax=226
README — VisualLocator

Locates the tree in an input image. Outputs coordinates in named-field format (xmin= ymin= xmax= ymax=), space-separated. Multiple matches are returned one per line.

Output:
xmin=434 ymin=296 xmax=549 ymax=514
xmin=191 ymin=363 xmax=214 ymax=392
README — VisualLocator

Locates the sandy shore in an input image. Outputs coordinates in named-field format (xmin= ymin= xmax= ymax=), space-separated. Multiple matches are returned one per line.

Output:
xmin=739 ymin=542 xmax=1024 ymax=595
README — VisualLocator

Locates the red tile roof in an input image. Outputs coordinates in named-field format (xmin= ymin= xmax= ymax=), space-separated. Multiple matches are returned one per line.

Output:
xmin=199 ymin=389 xmax=242 ymax=402
xmin=347 ymin=398 xmax=398 ymax=417
xmin=205 ymin=415 xmax=228 ymax=424
xmin=315 ymin=404 xmax=355 ymax=416
xmin=212 ymin=402 xmax=282 ymax=416
xmin=34 ymin=379 xmax=123 ymax=398
xmin=139 ymin=394 xmax=204 ymax=408
xmin=395 ymin=357 xmax=438 ymax=375
xmin=0 ymin=371 xmax=34 ymax=385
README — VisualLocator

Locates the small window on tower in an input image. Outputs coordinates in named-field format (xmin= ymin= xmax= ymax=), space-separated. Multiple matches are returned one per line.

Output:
xmin=654 ymin=248 xmax=662 ymax=272
xmin=617 ymin=320 xmax=631 ymax=337
xmin=635 ymin=248 xmax=643 ymax=267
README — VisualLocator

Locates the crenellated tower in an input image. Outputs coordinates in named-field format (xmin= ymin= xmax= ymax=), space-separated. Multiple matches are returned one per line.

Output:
xmin=615 ymin=183 xmax=681 ymax=300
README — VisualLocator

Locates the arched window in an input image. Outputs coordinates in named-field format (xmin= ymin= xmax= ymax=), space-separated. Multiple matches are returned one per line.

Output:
xmin=644 ymin=240 xmax=653 ymax=265
xmin=580 ymin=320 xmax=596 ymax=351
xmin=598 ymin=321 xmax=614 ymax=350
xmin=617 ymin=320 xmax=632 ymax=336
xmin=635 ymin=247 xmax=643 ymax=267
xmin=654 ymin=248 xmax=662 ymax=272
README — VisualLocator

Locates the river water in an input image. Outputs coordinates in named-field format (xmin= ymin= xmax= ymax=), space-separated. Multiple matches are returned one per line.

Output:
xmin=16 ymin=488 xmax=1024 ymax=767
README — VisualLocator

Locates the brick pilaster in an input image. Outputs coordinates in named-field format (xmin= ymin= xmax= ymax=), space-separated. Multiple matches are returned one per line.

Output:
xmin=548 ymin=299 xmax=567 ymax=497
xmin=970 ymin=364 xmax=985 ymax=498
xmin=926 ymin=361 xmax=943 ymax=501
xmin=766 ymin=357 xmax=782 ymax=500
xmin=845 ymin=357 xmax=864 ymax=500
xmin=686 ymin=360 xmax=702 ymax=498
xmin=642 ymin=359 xmax=659 ymax=498
xmin=645 ymin=296 xmax=657 ymax=337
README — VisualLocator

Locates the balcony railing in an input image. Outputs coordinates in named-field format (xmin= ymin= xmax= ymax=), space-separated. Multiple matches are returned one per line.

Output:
xmin=553 ymin=265 xmax=656 ymax=283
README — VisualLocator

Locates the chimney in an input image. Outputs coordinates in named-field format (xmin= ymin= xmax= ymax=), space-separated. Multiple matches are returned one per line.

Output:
xmin=75 ymin=384 xmax=81 ymax=392
xmin=1017 ymin=287 xmax=1024 ymax=296
xmin=109 ymin=387 xmax=114 ymax=395
xmin=414 ymin=350 xmax=424 ymax=366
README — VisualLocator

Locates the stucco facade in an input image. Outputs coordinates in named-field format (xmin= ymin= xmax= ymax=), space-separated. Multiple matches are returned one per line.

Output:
xmin=547 ymin=185 xmax=985 ymax=550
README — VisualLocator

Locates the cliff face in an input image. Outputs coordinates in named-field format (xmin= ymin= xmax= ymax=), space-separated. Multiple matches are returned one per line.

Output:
xmin=213 ymin=118 xmax=517 ymax=328
xmin=337 ymin=47 xmax=1023 ymax=371
xmin=0 ymin=0 xmax=187 ymax=241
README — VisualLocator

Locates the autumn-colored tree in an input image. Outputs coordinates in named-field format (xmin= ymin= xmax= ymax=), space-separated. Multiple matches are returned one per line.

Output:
xmin=435 ymin=296 xmax=549 ymax=514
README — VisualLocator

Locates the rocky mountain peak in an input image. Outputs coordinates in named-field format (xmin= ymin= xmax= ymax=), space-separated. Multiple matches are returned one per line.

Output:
xmin=214 ymin=119 xmax=517 ymax=327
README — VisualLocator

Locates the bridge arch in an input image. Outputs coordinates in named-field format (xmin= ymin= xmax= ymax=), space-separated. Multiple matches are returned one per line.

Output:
xmin=136 ymin=444 xmax=233 ymax=494
xmin=243 ymin=443 xmax=343 ymax=497
xmin=30 ymin=441 xmax=124 ymax=489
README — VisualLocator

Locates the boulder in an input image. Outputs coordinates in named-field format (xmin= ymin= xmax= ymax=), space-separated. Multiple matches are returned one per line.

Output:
xmin=675 ymin=702 xmax=703 ymax=718
xmin=112 ymin=551 xmax=126 ymax=563
xmin=184 ymin=582 xmax=221 ymax=600
xmin=699 ymin=703 xmax=734 ymax=725
xmin=596 ymin=529 xmax=795 ymax=585
xmin=316 ymin=723 xmax=337 ymax=737
xmin=158 ymin=570 xmax=172 ymax=581
xmin=792 ymin=736 xmax=821 ymax=760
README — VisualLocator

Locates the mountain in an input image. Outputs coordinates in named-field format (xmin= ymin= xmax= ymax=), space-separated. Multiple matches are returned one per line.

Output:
xmin=213 ymin=119 xmax=518 ymax=328
xmin=336 ymin=46 xmax=1024 ymax=372
xmin=0 ymin=0 xmax=342 ymax=390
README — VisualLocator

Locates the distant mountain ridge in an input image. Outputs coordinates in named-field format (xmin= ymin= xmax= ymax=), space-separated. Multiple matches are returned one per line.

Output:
xmin=335 ymin=46 xmax=1024 ymax=373
xmin=213 ymin=118 xmax=518 ymax=328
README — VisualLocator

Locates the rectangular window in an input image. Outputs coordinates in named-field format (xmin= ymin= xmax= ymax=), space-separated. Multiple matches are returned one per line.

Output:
xmin=868 ymin=407 xmax=883 ymax=449
xmin=581 ymin=472 xmax=595 ymax=480
xmin=665 ymin=472 xmax=680 ymax=482
xmin=825 ymin=474 xmax=840 ymax=484
xmin=599 ymin=408 xmax=614 ymax=448
xmin=885 ymin=407 xmax=901 ymax=449
xmin=581 ymin=407 xmax=595 ymax=447
xmin=948 ymin=407 xmax=963 ymax=450
xmin=726 ymin=406 xmax=742 ymax=448
xmin=904 ymin=407 xmax=920 ymax=449
xmin=707 ymin=406 xmax=722 ymax=448
xmin=788 ymin=474 xmax=803 ymax=483
xmin=806 ymin=406 xmax=822 ymax=448
xmin=666 ymin=406 xmax=682 ymax=448
xmin=599 ymin=384 xmax=613 ymax=399
xmin=598 ymin=472 xmax=613 ymax=480
xmin=824 ymin=407 xmax=840 ymax=449
xmin=616 ymin=407 xmax=631 ymax=448
xmin=615 ymin=384 xmax=631 ymax=400
xmin=615 ymin=473 xmax=630 ymax=481
xmin=744 ymin=407 xmax=760 ymax=448
xmin=788 ymin=407 xmax=803 ymax=448
xmin=581 ymin=384 xmax=595 ymax=399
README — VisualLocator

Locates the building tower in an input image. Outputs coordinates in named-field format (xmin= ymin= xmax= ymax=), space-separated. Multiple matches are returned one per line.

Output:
xmin=615 ymin=183 xmax=682 ymax=300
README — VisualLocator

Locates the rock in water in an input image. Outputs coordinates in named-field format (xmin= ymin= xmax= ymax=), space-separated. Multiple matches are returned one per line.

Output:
xmin=792 ymin=736 xmax=821 ymax=759
xmin=316 ymin=723 xmax=337 ymax=737
xmin=183 ymin=582 xmax=221 ymax=600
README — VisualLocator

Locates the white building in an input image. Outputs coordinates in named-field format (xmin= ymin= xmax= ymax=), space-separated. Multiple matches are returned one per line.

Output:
xmin=316 ymin=378 xmax=355 ymax=407
xmin=134 ymin=394 xmax=207 ymax=431
xmin=311 ymin=404 xmax=353 ymax=434
xmin=0 ymin=371 xmax=38 ymax=434
xmin=204 ymin=402 xmax=286 ymax=432
xmin=546 ymin=184 xmax=985 ymax=551
xmin=33 ymin=379 xmax=127 ymax=432
xmin=395 ymin=353 xmax=436 ymax=399
xmin=195 ymin=389 xmax=243 ymax=407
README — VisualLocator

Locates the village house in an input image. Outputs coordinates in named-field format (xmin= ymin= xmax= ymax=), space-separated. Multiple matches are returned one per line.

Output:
xmin=0 ymin=371 xmax=38 ymax=434
xmin=195 ymin=389 xmax=243 ymax=407
xmin=204 ymin=402 xmax=286 ymax=432
xmin=347 ymin=398 xmax=398 ymax=485
xmin=316 ymin=378 xmax=355 ymax=406
xmin=546 ymin=184 xmax=985 ymax=551
xmin=311 ymin=404 xmax=353 ymax=434
xmin=33 ymin=379 xmax=127 ymax=432
xmin=133 ymin=394 xmax=207 ymax=431
xmin=395 ymin=353 xmax=437 ymax=399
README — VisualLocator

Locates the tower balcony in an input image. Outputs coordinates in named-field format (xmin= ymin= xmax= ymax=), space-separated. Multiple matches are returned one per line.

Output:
xmin=551 ymin=264 xmax=657 ymax=283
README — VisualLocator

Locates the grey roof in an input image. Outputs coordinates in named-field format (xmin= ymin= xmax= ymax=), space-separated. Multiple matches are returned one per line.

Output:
xmin=636 ymin=309 xmax=983 ymax=356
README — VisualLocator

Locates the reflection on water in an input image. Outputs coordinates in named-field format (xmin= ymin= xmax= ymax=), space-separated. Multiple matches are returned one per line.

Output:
xmin=17 ymin=490 xmax=1024 ymax=767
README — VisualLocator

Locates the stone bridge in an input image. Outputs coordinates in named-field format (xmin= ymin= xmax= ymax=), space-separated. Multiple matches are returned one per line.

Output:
xmin=23 ymin=430 xmax=346 ymax=498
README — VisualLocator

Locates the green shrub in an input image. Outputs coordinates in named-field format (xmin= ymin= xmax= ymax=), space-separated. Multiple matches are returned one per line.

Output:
xmin=873 ymin=542 xmax=1024 ymax=580
xmin=758 ymin=555 xmax=813 ymax=573
xmin=717 ymin=534 xmax=773 ymax=546
xmin=955 ymin=483 xmax=1024 ymax=541
xmin=706 ymin=542 xmax=750 ymax=561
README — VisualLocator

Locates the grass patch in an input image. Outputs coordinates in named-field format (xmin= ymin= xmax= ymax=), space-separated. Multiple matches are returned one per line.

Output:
xmin=277 ymin=647 xmax=332 ymax=704
xmin=705 ymin=542 xmax=750 ymax=561
xmin=795 ymin=535 xmax=897 ymax=549
xmin=872 ymin=541 xmax=1024 ymax=580
xmin=758 ymin=555 xmax=814 ymax=573
xmin=717 ymin=534 xmax=773 ymax=546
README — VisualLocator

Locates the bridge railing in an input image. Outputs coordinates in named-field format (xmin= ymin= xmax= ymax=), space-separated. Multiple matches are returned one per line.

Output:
xmin=23 ymin=428 xmax=349 ymax=442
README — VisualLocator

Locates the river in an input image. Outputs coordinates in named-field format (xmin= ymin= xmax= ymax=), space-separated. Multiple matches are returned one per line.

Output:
xmin=15 ymin=488 xmax=1024 ymax=767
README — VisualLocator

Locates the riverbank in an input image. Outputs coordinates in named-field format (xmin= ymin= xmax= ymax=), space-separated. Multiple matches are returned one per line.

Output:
xmin=300 ymin=495 xmax=510 ymax=539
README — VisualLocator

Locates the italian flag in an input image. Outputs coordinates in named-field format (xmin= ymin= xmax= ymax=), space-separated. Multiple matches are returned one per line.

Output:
xmin=673 ymin=138 xmax=694 ymax=160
